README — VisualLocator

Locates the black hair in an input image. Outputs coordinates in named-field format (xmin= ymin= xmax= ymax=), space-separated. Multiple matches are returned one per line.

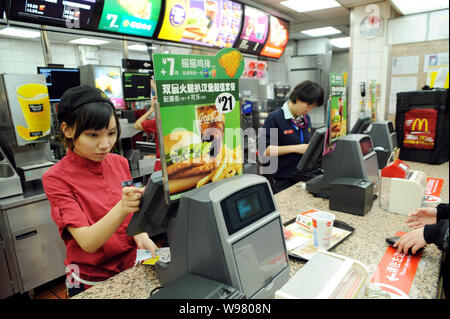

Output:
xmin=60 ymin=101 xmax=121 ymax=150
xmin=289 ymin=80 xmax=324 ymax=107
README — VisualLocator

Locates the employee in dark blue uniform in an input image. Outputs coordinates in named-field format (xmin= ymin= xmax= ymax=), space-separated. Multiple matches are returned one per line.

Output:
xmin=260 ymin=80 xmax=324 ymax=193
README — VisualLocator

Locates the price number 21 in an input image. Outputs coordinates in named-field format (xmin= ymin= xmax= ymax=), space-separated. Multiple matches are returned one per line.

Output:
xmin=215 ymin=93 xmax=235 ymax=114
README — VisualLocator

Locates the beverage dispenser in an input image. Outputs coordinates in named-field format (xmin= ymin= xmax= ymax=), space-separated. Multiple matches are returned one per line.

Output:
xmin=0 ymin=74 xmax=54 ymax=195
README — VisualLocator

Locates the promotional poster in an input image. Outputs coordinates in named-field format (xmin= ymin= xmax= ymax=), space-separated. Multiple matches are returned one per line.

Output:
xmin=153 ymin=48 xmax=244 ymax=202
xmin=324 ymin=72 xmax=348 ymax=154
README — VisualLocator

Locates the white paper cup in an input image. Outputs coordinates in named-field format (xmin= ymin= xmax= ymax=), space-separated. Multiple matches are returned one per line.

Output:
xmin=312 ymin=211 xmax=336 ymax=250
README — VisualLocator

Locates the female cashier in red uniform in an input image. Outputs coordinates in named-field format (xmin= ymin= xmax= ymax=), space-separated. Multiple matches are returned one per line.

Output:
xmin=42 ymin=86 xmax=157 ymax=297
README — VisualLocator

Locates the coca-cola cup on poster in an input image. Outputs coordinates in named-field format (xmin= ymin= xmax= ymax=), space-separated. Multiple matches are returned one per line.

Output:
xmin=195 ymin=104 xmax=225 ymax=158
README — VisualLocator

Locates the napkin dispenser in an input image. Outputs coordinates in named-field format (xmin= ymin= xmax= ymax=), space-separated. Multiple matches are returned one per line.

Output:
xmin=388 ymin=170 xmax=426 ymax=215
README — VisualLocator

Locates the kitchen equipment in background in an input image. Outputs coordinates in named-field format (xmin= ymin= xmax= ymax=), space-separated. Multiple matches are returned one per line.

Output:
xmin=0 ymin=146 xmax=22 ymax=199
xmin=289 ymin=53 xmax=331 ymax=126
xmin=273 ymin=84 xmax=290 ymax=100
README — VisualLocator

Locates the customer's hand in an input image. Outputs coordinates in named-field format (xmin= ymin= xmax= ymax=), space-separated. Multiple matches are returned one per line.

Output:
xmin=393 ymin=228 xmax=427 ymax=255
xmin=405 ymin=207 xmax=437 ymax=229
xmin=134 ymin=232 xmax=157 ymax=257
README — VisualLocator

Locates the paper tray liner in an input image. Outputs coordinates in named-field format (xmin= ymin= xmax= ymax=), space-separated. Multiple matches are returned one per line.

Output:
xmin=283 ymin=217 xmax=354 ymax=261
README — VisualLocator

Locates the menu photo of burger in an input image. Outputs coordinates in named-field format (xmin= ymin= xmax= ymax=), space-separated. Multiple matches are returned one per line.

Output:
xmin=163 ymin=130 xmax=217 ymax=194
xmin=163 ymin=129 xmax=243 ymax=196
xmin=330 ymin=108 xmax=341 ymax=139
xmin=182 ymin=7 xmax=210 ymax=40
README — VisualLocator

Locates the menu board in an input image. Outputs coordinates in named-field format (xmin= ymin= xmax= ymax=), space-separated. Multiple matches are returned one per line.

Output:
xmin=8 ymin=0 xmax=101 ymax=30
xmin=234 ymin=5 xmax=269 ymax=55
xmin=259 ymin=16 xmax=289 ymax=59
xmin=98 ymin=0 xmax=162 ymax=37
xmin=157 ymin=0 xmax=243 ymax=49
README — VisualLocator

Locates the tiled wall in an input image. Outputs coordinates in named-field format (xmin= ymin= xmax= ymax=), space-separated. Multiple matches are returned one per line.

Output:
xmin=349 ymin=2 xmax=392 ymax=128
xmin=0 ymin=37 xmax=180 ymax=75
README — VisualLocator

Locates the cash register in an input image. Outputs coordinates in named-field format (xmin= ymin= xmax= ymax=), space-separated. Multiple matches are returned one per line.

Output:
xmin=127 ymin=172 xmax=290 ymax=299
xmin=306 ymin=134 xmax=380 ymax=215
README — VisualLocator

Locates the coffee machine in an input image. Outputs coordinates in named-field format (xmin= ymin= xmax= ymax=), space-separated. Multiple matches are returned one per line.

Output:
xmin=0 ymin=74 xmax=54 ymax=196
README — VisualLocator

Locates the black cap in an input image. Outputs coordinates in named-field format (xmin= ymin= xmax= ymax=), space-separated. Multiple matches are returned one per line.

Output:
xmin=57 ymin=85 xmax=115 ymax=123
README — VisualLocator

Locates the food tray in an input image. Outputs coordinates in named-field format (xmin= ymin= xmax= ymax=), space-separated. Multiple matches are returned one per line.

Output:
xmin=283 ymin=217 xmax=354 ymax=261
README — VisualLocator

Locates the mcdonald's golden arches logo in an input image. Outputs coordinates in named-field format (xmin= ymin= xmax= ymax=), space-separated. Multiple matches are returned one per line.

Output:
xmin=412 ymin=118 xmax=428 ymax=132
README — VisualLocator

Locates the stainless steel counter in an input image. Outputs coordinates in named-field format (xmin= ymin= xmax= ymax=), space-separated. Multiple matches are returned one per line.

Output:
xmin=0 ymin=188 xmax=48 ymax=210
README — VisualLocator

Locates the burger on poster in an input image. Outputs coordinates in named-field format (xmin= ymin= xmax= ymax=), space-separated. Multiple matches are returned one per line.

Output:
xmin=330 ymin=108 xmax=341 ymax=138
xmin=164 ymin=131 xmax=217 ymax=194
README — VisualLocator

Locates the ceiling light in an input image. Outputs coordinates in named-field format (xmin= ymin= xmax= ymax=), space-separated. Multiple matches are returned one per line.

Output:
xmin=0 ymin=27 xmax=41 ymax=38
xmin=69 ymin=38 xmax=109 ymax=45
xmin=128 ymin=44 xmax=159 ymax=51
xmin=301 ymin=26 xmax=341 ymax=37
xmin=330 ymin=37 xmax=351 ymax=48
xmin=390 ymin=0 xmax=448 ymax=15
xmin=281 ymin=0 xmax=340 ymax=12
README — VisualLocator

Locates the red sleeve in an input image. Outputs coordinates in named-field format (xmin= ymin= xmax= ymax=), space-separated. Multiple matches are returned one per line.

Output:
xmin=141 ymin=118 xmax=157 ymax=134
xmin=42 ymin=173 xmax=90 ymax=239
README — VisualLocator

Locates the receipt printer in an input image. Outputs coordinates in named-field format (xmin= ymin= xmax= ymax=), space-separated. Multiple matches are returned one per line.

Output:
xmin=388 ymin=170 xmax=426 ymax=215
xmin=329 ymin=178 xmax=374 ymax=216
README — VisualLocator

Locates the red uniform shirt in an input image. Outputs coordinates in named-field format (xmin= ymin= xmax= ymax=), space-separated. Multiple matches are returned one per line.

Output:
xmin=42 ymin=149 xmax=137 ymax=283
xmin=141 ymin=118 xmax=161 ymax=171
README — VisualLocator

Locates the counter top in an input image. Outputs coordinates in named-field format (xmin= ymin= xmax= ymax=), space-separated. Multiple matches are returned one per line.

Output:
xmin=73 ymin=161 xmax=448 ymax=299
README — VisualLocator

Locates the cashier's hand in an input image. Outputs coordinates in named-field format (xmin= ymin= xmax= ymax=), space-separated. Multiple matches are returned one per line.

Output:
xmin=134 ymin=232 xmax=157 ymax=258
xmin=296 ymin=144 xmax=309 ymax=154
xmin=120 ymin=187 xmax=145 ymax=215
xmin=405 ymin=207 xmax=437 ymax=229
xmin=393 ymin=228 xmax=427 ymax=255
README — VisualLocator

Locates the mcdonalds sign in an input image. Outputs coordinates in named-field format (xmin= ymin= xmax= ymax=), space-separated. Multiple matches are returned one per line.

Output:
xmin=403 ymin=108 xmax=437 ymax=150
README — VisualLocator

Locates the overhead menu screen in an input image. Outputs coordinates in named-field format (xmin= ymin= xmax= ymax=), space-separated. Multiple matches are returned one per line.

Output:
xmin=123 ymin=72 xmax=151 ymax=101
xmin=9 ymin=0 xmax=101 ymax=30
xmin=259 ymin=16 xmax=289 ymax=59
xmin=157 ymin=0 xmax=243 ymax=48
xmin=234 ymin=5 xmax=269 ymax=55
xmin=98 ymin=0 xmax=162 ymax=37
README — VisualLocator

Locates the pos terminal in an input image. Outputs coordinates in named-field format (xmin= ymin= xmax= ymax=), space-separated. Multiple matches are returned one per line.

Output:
xmin=306 ymin=134 xmax=380 ymax=215
xmin=128 ymin=173 xmax=290 ymax=299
